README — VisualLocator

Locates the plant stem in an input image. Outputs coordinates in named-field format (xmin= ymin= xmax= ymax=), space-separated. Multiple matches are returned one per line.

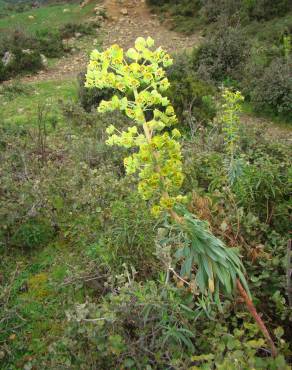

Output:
xmin=287 ymin=239 xmax=292 ymax=307
xmin=236 ymin=279 xmax=277 ymax=357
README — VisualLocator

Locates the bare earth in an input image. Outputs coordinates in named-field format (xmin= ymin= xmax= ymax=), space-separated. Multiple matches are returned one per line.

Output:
xmin=9 ymin=0 xmax=292 ymax=141
xmin=20 ymin=0 xmax=203 ymax=83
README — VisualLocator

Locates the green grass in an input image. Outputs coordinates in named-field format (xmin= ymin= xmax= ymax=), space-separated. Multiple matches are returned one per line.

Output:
xmin=0 ymin=240 xmax=89 ymax=368
xmin=0 ymin=79 xmax=78 ymax=126
xmin=0 ymin=1 xmax=99 ymax=34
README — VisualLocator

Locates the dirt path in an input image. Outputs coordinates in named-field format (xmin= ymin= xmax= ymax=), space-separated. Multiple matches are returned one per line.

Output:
xmin=102 ymin=0 xmax=202 ymax=52
xmin=8 ymin=0 xmax=292 ymax=141
xmin=19 ymin=0 xmax=203 ymax=84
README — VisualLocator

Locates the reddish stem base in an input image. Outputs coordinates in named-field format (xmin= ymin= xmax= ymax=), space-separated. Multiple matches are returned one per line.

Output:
xmin=236 ymin=279 xmax=277 ymax=357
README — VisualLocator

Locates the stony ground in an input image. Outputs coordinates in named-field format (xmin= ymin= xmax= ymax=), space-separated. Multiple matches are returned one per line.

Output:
xmin=20 ymin=0 xmax=203 ymax=83
xmin=5 ymin=0 xmax=292 ymax=141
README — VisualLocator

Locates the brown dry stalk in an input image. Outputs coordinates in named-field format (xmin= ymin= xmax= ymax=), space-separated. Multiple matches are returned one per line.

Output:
xmin=287 ymin=239 xmax=292 ymax=307
xmin=236 ymin=280 xmax=277 ymax=357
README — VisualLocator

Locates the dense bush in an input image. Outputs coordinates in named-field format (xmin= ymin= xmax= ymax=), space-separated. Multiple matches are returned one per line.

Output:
xmin=247 ymin=58 xmax=292 ymax=115
xmin=149 ymin=0 xmax=292 ymax=33
xmin=200 ymin=0 xmax=291 ymax=23
xmin=11 ymin=218 xmax=54 ymax=249
xmin=200 ymin=0 xmax=242 ymax=24
xmin=0 ymin=60 xmax=7 ymax=81
xmin=233 ymin=143 xmax=291 ymax=231
xmin=59 ymin=21 xmax=99 ymax=39
xmin=167 ymin=52 xmax=217 ymax=128
xmin=0 ymin=19 xmax=99 ymax=80
xmin=7 ymin=48 xmax=42 ymax=75
xmin=244 ymin=0 xmax=291 ymax=21
xmin=97 ymin=193 xmax=157 ymax=274
xmin=147 ymin=0 xmax=202 ymax=34
xmin=195 ymin=25 xmax=249 ymax=82
xmin=77 ymin=72 xmax=115 ymax=112
xmin=35 ymin=29 xmax=64 ymax=58
xmin=0 ymin=29 xmax=42 ymax=79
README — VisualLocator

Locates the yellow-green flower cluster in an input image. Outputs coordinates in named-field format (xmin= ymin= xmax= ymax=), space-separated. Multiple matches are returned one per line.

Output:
xmin=85 ymin=37 xmax=172 ymax=94
xmin=221 ymin=89 xmax=244 ymax=159
xmin=85 ymin=37 xmax=186 ymax=216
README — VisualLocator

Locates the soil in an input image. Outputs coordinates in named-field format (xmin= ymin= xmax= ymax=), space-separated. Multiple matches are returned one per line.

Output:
xmin=5 ymin=0 xmax=292 ymax=140
xmin=19 ymin=0 xmax=203 ymax=83
xmin=103 ymin=0 xmax=202 ymax=52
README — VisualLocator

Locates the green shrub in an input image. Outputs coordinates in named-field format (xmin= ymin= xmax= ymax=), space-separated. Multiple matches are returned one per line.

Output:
xmin=11 ymin=218 xmax=54 ymax=249
xmin=59 ymin=22 xmax=98 ymax=39
xmin=248 ymin=58 xmax=292 ymax=116
xmin=233 ymin=144 xmax=291 ymax=231
xmin=7 ymin=49 xmax=42 ymax=75
xmin=243 ymin=0 xmax=291 ymax=21
xmin=77 ymin=72 xmax=115 ymax=112
xmin=196 ymin=25 xmax=250 ymax=82
xmin=3 ymin=28 xmax=38 ymax=52
xmin=166 ymin=53 xmax=217 ymax=129
xmin=200 ymin=0 xmax=242 ymax=24
xmin=147 ymin=0 xmax=202 ymax=34
xmin=35 ymin=29 xmax=64 ymax=58
xmin=98 ymin=193 xmax=157 ymax=274
xmin=0 ymin=29 xmax=43 ymax=79
xmin=0 ymin=80 xmax=32 ymax=98
xmin=0 ymin=60 xmax=7 ymax=81
xmin=200 ymin=0 xmax=291 ymax=24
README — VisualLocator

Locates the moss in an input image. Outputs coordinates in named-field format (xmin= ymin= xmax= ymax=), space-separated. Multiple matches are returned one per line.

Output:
xmin=27 ymin=272 xmax=51 ymax=299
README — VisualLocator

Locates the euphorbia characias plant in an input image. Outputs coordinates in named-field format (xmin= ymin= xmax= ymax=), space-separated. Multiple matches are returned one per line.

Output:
xmin=85 ymin=37 xmax=277 ymax=356
xmin=86 ymin=36 xmax=184 ymax=217
xmin=220 ymin=88 xmax=244 ymax=185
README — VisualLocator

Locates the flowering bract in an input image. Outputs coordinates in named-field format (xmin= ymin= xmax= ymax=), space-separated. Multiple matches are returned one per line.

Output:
xmin=86 ymin=37 xmax=184 ymax=216
xmin=220 ymin=88 xmax=244 ymax=185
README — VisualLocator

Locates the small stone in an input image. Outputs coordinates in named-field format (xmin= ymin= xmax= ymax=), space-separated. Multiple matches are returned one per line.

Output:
xmin=2 ymin=51 xmax=14 ymax=66
xmin=40 ymin=54 xmax=48 ymax=68
xmin=120 ymin=8 xmax=128 ymax=15
xmin=22 ymin=49 xmax=33 ymax=55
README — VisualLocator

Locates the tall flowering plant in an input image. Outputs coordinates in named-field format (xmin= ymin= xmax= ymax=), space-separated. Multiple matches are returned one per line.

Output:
xmin=85 ymin=37 xmax=277 ymax=356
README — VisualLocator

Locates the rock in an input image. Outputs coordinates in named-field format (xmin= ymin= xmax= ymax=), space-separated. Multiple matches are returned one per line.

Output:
xmin=40 ymin=54 xmax=48 ymax=68
xmin=22 ymin=49 xmax=33 ymax=55
xmin=2 ymin=51 xmax=14 ymax=66
xmin=80 ymin=0 xmax=92 ymax=8
xmin=120 ymin=8 xmax=128 ymax=15
xmin=75 ymin=32 xmax=82 ymax=38
xmin=94 ymin=5 xmax=105 ymax=13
